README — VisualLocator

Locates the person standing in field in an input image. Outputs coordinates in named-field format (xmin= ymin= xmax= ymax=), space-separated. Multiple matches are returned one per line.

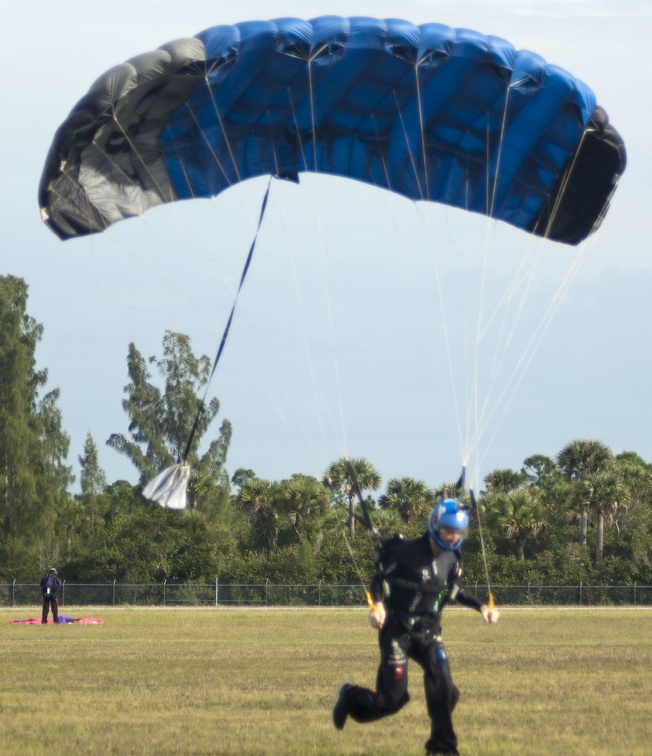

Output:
xmin=332 ymin=499 xmax=499 ymax=756
xmin=40 ymin=567 xmax=62 ymax=624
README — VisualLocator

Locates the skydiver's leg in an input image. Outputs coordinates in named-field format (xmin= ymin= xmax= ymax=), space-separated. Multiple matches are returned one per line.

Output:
xmin=414 ymin=638 xmax=460 ymax=755
xmin=41 ymin=598 xmax=48 ymax=624
xmin=52 ymin=598 xmax=59 ymax=624
xmin=339 ymin=624 xmax=411 ymax=725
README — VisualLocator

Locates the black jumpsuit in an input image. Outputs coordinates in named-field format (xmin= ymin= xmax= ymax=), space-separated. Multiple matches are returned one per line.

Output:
xmin=40 ymin=573 xmax=62 ymax=624
xmin=344 ymin=532 xmax=482 ymax=755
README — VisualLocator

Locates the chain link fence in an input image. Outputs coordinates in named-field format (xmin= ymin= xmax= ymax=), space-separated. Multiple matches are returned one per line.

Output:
xmin=2 ymin=581 xmax=651 ymax=607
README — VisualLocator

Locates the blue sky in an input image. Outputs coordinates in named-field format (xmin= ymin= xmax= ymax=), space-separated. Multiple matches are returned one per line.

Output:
xmin=4 ymin=0 xmax=651 ymax=493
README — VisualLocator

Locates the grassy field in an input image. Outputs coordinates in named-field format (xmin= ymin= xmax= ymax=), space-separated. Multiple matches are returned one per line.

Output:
xmin=1 ymin=606 xmax=651 ymax=755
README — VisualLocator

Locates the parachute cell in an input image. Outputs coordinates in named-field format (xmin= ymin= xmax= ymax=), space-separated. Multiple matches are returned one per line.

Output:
xmin=39 ymin=17 xmax=625 ymax=244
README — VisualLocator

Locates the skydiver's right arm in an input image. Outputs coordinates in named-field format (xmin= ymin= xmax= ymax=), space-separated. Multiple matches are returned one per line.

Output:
xmin=368 ymin=600 xmax=386 ymax=629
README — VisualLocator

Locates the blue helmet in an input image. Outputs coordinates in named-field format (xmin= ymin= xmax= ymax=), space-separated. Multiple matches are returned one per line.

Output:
xmin=428 ymin=499 xmax=470 ymax=551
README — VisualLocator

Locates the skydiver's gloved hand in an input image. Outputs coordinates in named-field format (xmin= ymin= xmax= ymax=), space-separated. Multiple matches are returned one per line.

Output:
xmin=368 ymin=601 xmax=386 ymax=630
xmin=480 ymin=604 xmax=500 ymax=624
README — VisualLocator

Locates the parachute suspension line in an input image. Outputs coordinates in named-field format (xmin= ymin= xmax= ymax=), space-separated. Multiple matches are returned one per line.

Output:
xmin=343 ymin=457 xmax=380 ymax=539
xmin=283 ymin=83 xmax=354 ymax=464
xmin=333 ymin=362 xmax=351 ymax=460
xmin=394 ymin=91 xmax=426 ymax=201
xmin=479 ymin=237 xmax=543 ymax=382
xmin=85 ymin=118 xmax=222 ymax=312
xmin=83 ymin=142 xmax=145 ymax=198
xmin=455 ymin=466 xmax=493 ymax=607
xmin=287 ymin=91 xmax=311 ymax=175
xmin=198 ymin=73 xmax=242 ymax=184
xmin=307 ymin=58 xmax=319 ymax=172
xmin=458 ymin=166 xmax=475 ymax=470
xmin=300 ymin=65 xmax=362 ymax=465
xmin=467 ymin=91 xmax=515 ymax=464
xmin=456 ymin=99 xmax=599 ymax=476
xmin=291 ymin=45 xmax=333 ymax=176
xmin=456 ymin=117 xmax=494 ymax=473
xmin=323 ymin=476 xmax=375 ymax=609
xmin=538 ymin=122 xmax=620 ymax=248
xmin=461 ymin=86 xmax=531 ymax=478
xmin=477 ymin=242 xmax=590 ymax=464
xmin=80 ymin=130 xmax=206 ymax=300
xmin=371 ymin=113 xmax=394 ymax=192
xmin=90 ymin=106 xmax=262 ymax=322
xmin=537 ymin=128 xmax=590 ymax=242
xmin=102 ymin=113 xmax=174 ymax=202
xmin=414 ymin=202 xmax=468 ymax=462
xmin=269 ymin=173 xmax=338 ymax=466
xmin=163 ymin=123 xmax=199 ymax=201
xmin=82 ymin=129 xmax=186 ymax=271
xmin=469 ymin=486 xmax=495 ymax=609
xmin=341 ymin=522 xmax=375 ymax=610
xmin=394 ymin=82 xmax=470 ymax=460
xmin=181 ymin=178 xmax=272 ymax=462
xmin=536 ymin=121 xmax=619 ymax=244
xmin=362 ymin=122 xmax=473 ymax=463
xmin=487 ymin=83 xmax=514 ymax=221
xmin=414 ymin=59 xmax=431 ymax=201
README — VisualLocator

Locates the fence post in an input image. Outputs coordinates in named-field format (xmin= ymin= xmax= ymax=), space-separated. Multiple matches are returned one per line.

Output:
xmin=579 ymin=581 xmax=582 ymax=606
xmin=163 ymin=578 xmax=167 ymax=607
xmin=113 ymin=579 xmax=116 ymax=606
xmin=634 ymin=581 xmax=637 ymax=606
xmin=318 ymin=580 xmax=322 ymax=607
xmin=265 ymin=579 xmax=269 ymax=607
xmin=215 ymin=577 xmax=219 ymax=607
xmin=12 ymin=579 xmax=16 ymax=607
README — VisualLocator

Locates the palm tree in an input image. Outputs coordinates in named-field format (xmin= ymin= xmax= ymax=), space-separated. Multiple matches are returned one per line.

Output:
xmin=556 ymin=440 xmax=613 ymax=545
xmin=432 ymin=481 xmax=466 ymax=501
xmin=324 ymin=457 xmax=381 ymax=540
xmin=235 ymin=478 xmax=280 ymax=551
xmin=372 ymin=506 xmax=403 ymax=535
xmin=379 ymin=477 xmax=434 ymax=525
xmin=485 ymin=488 xmax=547 ymax=561
xmin=579 ymin=471 xmax=628 ymax=565
xmin=484 ymin=468 xmax=526 ymax=494
xmin=278 ymin=474 xmax=330 ymax=536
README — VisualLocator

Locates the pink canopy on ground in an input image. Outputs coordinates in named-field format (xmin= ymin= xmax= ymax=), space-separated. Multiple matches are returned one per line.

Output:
xmin=7 ymin=616 xmax=104 ymax=624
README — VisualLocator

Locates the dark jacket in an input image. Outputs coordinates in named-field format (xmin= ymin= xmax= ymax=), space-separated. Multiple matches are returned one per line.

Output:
xmin=371 ymin=531 xmax=481 ymax=632
xmin=40 ymin=573 xmax=62 ymax=597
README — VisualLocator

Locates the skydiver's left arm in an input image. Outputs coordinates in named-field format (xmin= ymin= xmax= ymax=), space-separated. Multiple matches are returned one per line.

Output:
xmin=452 ymin=581 xmax=500 ymax=624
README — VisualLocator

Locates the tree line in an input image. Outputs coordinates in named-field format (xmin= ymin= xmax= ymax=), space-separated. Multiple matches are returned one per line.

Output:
xmin=1 ymin=275 xmax=651 ymax=589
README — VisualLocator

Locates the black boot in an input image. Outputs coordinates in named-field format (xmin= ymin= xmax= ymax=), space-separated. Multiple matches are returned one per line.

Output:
xmin=332 ymin=683 xmax=353 ymax=730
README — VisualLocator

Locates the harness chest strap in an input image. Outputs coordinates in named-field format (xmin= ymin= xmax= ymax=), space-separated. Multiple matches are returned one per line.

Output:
xmin=384 ymin=575 xmax=460 ymax=599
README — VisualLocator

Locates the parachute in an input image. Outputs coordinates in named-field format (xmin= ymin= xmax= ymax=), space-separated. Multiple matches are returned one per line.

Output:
xmin=39 ymin=16 xmax=625 ymax=246
xmin=39 ymin=17 xmax=627 ymax=508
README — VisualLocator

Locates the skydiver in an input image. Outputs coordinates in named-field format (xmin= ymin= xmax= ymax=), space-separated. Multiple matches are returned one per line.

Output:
xmin=332 ymin=499 xmax=499 ymax=755
xmin=40 ymin=567 xmax=62 ymax=624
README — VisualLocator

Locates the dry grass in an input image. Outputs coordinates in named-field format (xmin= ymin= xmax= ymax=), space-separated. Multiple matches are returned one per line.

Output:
xmin=1 ymin=606 xmax=651 ymax=754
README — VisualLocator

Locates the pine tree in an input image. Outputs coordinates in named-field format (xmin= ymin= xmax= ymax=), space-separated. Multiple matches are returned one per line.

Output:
xmin=79 ymin=431 xmax=107 ymax=536
xmin=0 ymin=276 xmax=73 ymax=573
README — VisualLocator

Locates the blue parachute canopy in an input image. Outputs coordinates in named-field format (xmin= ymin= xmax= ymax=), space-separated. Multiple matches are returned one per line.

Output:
xmin=40 ymin=17 xmax=625 ymax=245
